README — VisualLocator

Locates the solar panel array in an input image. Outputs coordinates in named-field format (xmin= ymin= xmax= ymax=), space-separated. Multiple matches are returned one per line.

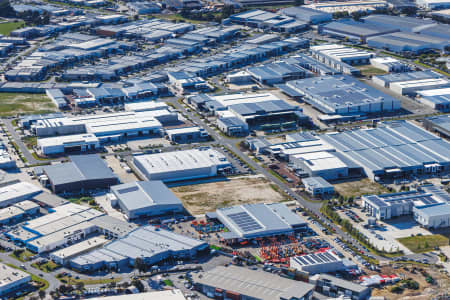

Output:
xmin=294 ymin=251 xmax=339 ymax=266
xmin=228 ymin=212 xmax=262 ymax=232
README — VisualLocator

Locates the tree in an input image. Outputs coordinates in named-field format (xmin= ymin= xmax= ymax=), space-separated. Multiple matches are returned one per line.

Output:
xmin=38 ymin=290 xmax=46 ymax=300
xmin=134 ymin=257 xmax=146 ymax=274
xmin=75 ymin=281 xmax=84 ymax=292
xmin=294 ymin=0 xmax=304 ymax=6
xmin=0 ymin=0 xmax=16 ymax=17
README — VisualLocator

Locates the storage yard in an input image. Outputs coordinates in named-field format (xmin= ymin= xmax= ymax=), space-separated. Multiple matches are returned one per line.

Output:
xmin=170 ymin=176 xmax=286 ymax=215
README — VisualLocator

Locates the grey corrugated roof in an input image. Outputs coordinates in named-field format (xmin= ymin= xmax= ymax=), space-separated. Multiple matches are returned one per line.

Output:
xmin=111 ymin=180 xmax=182 ymax=211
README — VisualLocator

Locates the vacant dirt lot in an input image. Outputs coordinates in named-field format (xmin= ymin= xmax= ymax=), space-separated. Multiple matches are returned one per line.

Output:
xmin=170 ymin=176 xmax=286 ymax=215
xmin=333 ymin=178 xmax=389 ymax=198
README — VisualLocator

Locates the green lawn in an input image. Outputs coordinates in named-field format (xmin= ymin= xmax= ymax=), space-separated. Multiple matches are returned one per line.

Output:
xmin=0 ymin=93 xmax=56 ymax=116
xmin=58 ymin=276 xmax=121 ymax=285
xmin=357 ymin=65 xmax=388 ymax=76
xmin=397 ymin=234 xmax=449 ymax=253
xmin=163 ymin=279 xmax=173 ymax=286
xmin=9 ymin=249 xmax=35 ymax=262
xmin=0 ymin=21 xmax=25 ymax=35
xmin=31 ymin=260 xmax=60 ymax=273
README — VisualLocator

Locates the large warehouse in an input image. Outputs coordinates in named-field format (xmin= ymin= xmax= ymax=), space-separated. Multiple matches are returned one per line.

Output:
xmin=320 ymin=20 xmax=398 ymax=43
xmin=290 ymin=249 xmax=346 ymax=275
xmin=423 ymin=114 xmax=450 ymax=139
xmin=363 ymin=185 xmax=450 ymax=229
xmin=70 ymin=225 xmax=208 ymax=272
xmin=42 ymin=154 xmax=119 ymax=193
xmin=286 ymin=75 xmax=401 ymax=115
xmin=281 ymin=6 xmax=332 ymax=24
xmin=0 ymin=181 xmax=42 ymax=208
xmin=417 ymin=88 xmax=450 ymax=111
xmin=0 ymin=263 xmax=31 ymax=297
xmin=109 ymin=180 xmax=184 ymax=220
xmin=320 ymin=121 xmax=450 ymax=181
xmin=372 ymin=70 xmax=442 ymax=88
xmin=214 ymin=203 xmax=307 ymax=242
xmin=133 ymin=148 xmax=232 ymax=182
xmin=37 ymin=133 xmax=100 ymax=155
xmin=192 ymin=266 xmax=315 ymax=300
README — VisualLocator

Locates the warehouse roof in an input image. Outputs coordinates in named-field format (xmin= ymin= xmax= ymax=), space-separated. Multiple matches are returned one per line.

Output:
xmin=291 ymin=249 xmax=341 ymax=268
xmin=89 ymin=215 xmax=138 ymax=237
xmin=414 ymin=203 xmax=450 ymax=217
xmin=322 ymin=19 xmax=398 ymax=37
xmin=374 ymin=70 xmax=441 ymax=85
xmin=88 ymin=290 xmax=186 ymax=300
xmin=229 ymin=100 xmax=297 ymax=117
xmin=0 ymin=182 xmax=41 ymax=207
xmin=302 ymin=176 xmax=334 ymax=189
xmin=51 ymin=236 xmax=107 ymax=260
xmin=321 ymin=121 xmax=450 ymax=173
xmin=192 ymin=266 xmax=314 ymax=300
xmin=0 ymin=263 xmax=30 ymax=288
xmin=362 ymin=15 xmax=436 ymax=32
xmin=111 ymin=181 xmax=182 ymax=212
xmin=310 ymin=274 xmax=368 ymax=293
xmin=216 ymin=203 xmax=306 ymax=239
xmin=43 ymin=154 xmax=118 ymax=186
xmin=38 ymin=133 xmax=99 ymax=147
xmin=281 ymin=6 xmax=332 ymax=22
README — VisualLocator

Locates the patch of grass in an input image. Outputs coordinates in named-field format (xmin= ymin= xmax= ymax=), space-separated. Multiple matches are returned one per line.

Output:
xmin=357 ymin=65 xmax=388 ymax=76
xmin=397 ymin=234 xmax=449 ymax=253
xmin=209 ymin=245 xmax=221 ymax=250
xmin=0 ymin=21 xmax=25 ymax=35
xmin=333 ymin=178 xmax=389 ymax=198
xmin=31 ymin=152 xmax=53 ymax=161
xmin=31 ymin=260 xmax=60 ymax=273
xmin=5 ymin=263 xmax=49 ymax=291
xmin=0 ymin=93 xmax=56 ymax=116
xmin=9 ymin=249 xmax=35 ymax=262
xmin=162 ymin=279 xmax=173 ymax=286
xmin=58 ymin=276 xmax=121 ymax=285
xmin=268 ymin=169 xmax=287 ymax=183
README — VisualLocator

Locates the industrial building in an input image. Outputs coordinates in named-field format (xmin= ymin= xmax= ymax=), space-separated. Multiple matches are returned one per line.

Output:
xmin=320 ymin=20 xmax=398 ymax=43
xmin=0 ymin=263 xmax=31 ymax=297
xmin=417 ymin=88 xmax=450 ymax=112
xmin=217 ymin=115 xmax=249 ymax=137
xmin=366 ymin=32 xmax=449 ymax=54
xmin=310 ymin=274 xmax=371 ymax=300
xmin=41 ymin=154 xmax=119 ymax=193
xmin=372 ymin=70 xmax=442 ymax=88
xmin=286 ymin=75 xmax=401 ymax=115
xmin=0 ymin=181 xmax=42 ymax=208
xmin=37 ymin=133 xmax=100 ymax=155
xmin=310 ymin=44 xmax=375 ymax=66
xmin=212 ymin=203 xmax=307 ymax=242
xmin=247 ymin=61 xmax=310 ymax=85
xmin=423 ymin=115 xmax=450 ymax=139
xmin=228 ymin=10 xmax=307 ymax=32
xmin=290 ymin=151 xmax=349 ymax=180
xmin=133 ymin=148 xmax=232 ymax=182
xmin=320 ymin=121 xmax=450 ymax=181
xmin=281 ymin=6 xmax=332 ymax=24
xmin=86 ymin=290 xmax=187 ymax=300
xmin=109 ymin=181 xmax=184 ymax=220
xmin=70 ymin=225 xmax=208 ymax=272
xmin=373 ymin=71 xmax=449 ymax=95
xmin=192 ymin=265 xmax=315 ymax=300
xmin=370 ymin=57 xmax=409 ymax=73
xmin=124 ymin=101 xmax=169 ymax=112
xmin=416 ymin=0 xmax=450 ymax=9
xmin=50 ymin=236 xmax=108 ymax=265
xmin=362 ymin=184 xmax=450 ymax=223
xmin=0 ymin=200 xmax=40 ymax=225
xmin=290 ymin=249 xmax=346 ymax=274
xmin=302 ymin=177 xmax=335 ymax=197
xmin=165 ymin=126 xmax=209 ymax=144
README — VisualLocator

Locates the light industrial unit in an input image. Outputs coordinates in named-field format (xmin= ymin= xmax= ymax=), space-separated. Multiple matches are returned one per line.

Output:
xmin=133 ymin=148 xmax=232 ymax=182
xmin=213 ymin=203 xmax=307 ymax=242
xmin=109 ymin=180 xmax=184 ymax=220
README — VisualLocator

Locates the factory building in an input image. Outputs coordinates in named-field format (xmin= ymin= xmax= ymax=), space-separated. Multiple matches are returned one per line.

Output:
xmin=310 ymin=274 xmax=371 ymax=300
xmin=33 ymin=117 xmax=86 ymax=137
xmin=217 ymin=115 xmax=249 ymax=137
xmin=281 ymin=6 xmax=332 ymax=24
xmin=291 ymin=151 xmax=348 ymax=180
xmin=372 ymin=70 xmax=442 ymax=88
xmin=362 ymin=185 xmax=449 ymax=222
xmin=362 ymin=15 xmax=436 ymax=32
xmin=70 ymin=225 xmax=208 ymax=272
xmin=37 ymin=133 xmax=100 ymax=155
xmin=192 ymin=266 xmax=315 ymax=300
xmin=370 ymin=57 xmax=409 ymax=73
xmin=41 ymin=154 xmax=119 ymax=194
xmin=366 ymin=32 xmax=449 ymax=54
xmin=109 ymin=181 xmax=184 ymax=220
xmin=87 ymin=290 xmax=187 ymax=300
xmin=423 ymin=115 xmax=450 ymax=139
xmin=6 ymin=203 xmax=104 ymax=253
xmin=290 ymin=249 xmax=346 ymax=275
xmin=310 ymin=44 xmax=375 ymax=66
xmin=50 ymin=236 xmax=108 ymax=265
xmin=133 ymin=148 xmax=232 ymax=182
xmin=302 ymin=177 xmax=335 ymax=197
xmin=213 ymin=203 xmax=307 ymax=242
xmin=165 ymin=126 xmax=209 ymax=144
xmin=320 ymin=121 xmax=450 ymax=181
xmin=286 ymin=75 xmax=401 ymax=115
xmin=0 ymin=181 xmax=42 ymax=208
xmin=247 ymin=61 xmax=310 ymax=85
xmin=124 ymin=101 xmax=169 ymax=112
xmin=320 ymin=19 xmax=398 ymax=43
xmin=417 ymin=88 xmax=450 ymax=112
xmin=414 ymin=203 xmax=450 ymax=229
xmin=0 ymin=200 xmax=40 ymax=225
xmin=0 ymin=263 xmax=31 ymax=297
